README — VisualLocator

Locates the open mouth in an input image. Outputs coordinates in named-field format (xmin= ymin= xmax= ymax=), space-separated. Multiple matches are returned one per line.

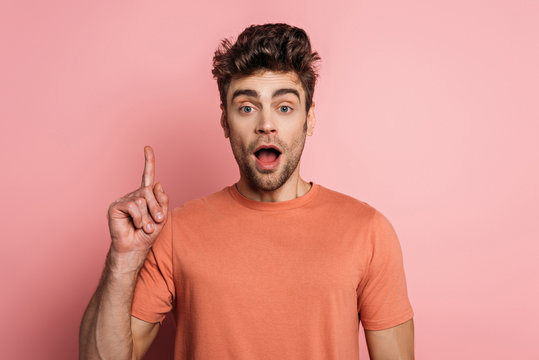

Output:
xmin=254 ymin=146 xmax=282 ymax=164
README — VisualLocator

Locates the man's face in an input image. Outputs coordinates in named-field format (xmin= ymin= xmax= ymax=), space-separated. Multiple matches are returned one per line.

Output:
xmin=220 ymin=70 xmax=315 ymax=192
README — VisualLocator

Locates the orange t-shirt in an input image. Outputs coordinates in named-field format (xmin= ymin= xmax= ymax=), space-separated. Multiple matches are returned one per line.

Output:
xmin=131 ymin=182 xmax=413 ymax=359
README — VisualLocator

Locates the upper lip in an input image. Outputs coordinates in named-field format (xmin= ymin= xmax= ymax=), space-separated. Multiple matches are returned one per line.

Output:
xmin=253 ymin=144 xmax=282 ymax=154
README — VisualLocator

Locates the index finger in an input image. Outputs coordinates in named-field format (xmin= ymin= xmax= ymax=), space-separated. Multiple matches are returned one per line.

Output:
xmin=141 ymin=145 xmax=155 ymax=188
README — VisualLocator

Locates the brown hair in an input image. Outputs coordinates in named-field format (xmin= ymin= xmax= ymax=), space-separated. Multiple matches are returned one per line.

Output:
xmin=212 ymin=23 xmax=321 ymax=113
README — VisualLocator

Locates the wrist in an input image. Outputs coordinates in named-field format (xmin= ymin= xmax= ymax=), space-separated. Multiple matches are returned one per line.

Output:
xmin=107 ymin=248 xmax=149 ymax=274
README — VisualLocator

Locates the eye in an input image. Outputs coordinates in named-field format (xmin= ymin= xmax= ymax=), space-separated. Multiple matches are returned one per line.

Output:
xmin=279 ymin=106 xmax=292 ymax=113
xmin=240 ymin=106 xmax=254 ymax=113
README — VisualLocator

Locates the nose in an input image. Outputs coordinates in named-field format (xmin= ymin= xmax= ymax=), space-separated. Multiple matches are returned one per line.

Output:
xmin=255 ymin=111 xmax=277 ymax=135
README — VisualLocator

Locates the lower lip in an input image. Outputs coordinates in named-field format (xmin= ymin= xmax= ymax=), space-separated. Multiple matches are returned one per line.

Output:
xmin=253 ymin=153 xmax=281 ymax=170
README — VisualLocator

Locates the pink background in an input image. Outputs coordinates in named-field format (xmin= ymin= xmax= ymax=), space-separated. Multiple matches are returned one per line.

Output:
xmin=1 ymin=1 xmax=538 ymax=359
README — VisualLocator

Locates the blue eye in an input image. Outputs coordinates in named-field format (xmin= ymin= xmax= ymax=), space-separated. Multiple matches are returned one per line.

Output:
xmin=240 ymin=106 xmax=253 ymax=113
xmin=279 ymin=106 xmax=292 ymax=113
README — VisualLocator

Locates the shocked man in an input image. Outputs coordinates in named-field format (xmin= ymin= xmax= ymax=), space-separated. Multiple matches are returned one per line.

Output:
xmin=80 ymin=23 xmax=415 ymax=360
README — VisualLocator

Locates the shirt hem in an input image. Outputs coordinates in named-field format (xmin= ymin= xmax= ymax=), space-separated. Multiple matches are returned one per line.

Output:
xmin=131 ymin=308 xmax=166 ymax=326
xmin=361 ymin=308 xmax=414 ymax=331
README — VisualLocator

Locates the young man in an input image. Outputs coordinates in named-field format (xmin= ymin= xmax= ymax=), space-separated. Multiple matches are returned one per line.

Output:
xmin=79 ymin=23 xmax=414 ymax=359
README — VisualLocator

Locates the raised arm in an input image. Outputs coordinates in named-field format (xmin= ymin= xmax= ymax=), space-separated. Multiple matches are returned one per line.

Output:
xmin=79 ymin=146 xmax=169 ymax=360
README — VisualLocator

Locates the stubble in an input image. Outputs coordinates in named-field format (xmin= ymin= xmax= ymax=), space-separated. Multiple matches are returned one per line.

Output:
xmin=229 ymin=119 xmax=308 ymax=192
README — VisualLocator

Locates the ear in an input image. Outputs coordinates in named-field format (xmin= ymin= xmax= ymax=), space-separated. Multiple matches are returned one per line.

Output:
xmin=306 ymin=102 xmax=316 ymax=136
xmin=220 ymin=104 xmax=230 ymax=138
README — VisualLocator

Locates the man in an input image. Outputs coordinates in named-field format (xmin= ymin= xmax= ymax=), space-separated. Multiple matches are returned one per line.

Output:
xmin=79 ymin=23 xmax=414 ymax=359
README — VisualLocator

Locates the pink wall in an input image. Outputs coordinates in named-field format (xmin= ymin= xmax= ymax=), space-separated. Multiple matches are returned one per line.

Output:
xmin=2 ymin=1 xmax=538 ymax=359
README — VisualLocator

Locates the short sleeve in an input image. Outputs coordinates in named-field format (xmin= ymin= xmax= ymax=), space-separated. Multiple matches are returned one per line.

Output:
xmin=131 ymin=210 xmax=175 ymax=325
xmin=357 ymin=209 xmax=414 ymax=330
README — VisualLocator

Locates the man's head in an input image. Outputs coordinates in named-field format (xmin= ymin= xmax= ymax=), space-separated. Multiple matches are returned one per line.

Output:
xmin=211 ymin=23 xmax=321 ymax=192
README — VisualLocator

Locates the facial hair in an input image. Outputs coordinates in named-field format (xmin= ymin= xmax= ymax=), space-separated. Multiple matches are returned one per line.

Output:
xmin=229 ymin=118 xmax=308 ymax=192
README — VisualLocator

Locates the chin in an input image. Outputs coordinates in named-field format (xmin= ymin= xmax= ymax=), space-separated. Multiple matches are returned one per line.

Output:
xmin=251 ymin=169 xmax=292 ymax=192
xmin=255 ymin=180 xmax=284 ymax=192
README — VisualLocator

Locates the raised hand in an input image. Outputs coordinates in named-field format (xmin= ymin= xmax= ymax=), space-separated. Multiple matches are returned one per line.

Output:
xmin=107 ymin=146 xmax=169 ymax=268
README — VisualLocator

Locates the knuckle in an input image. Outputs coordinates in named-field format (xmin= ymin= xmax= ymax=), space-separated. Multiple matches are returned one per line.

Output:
xmin=127 ymin=201 xmax=138 ymax=212
xmin=108 ymin=200 xmax=122 ymax=213
xmin=159 ymin=191 xmax=168 ymax=202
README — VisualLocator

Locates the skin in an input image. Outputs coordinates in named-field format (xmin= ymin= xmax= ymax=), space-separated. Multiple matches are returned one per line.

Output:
xmin=220 ymin=70 xmax=316 ymax=202
xmin=79 ymin=70 xmax=414 ymax=359
xmin=79 ymin=146 xmax=168 ymax=359
xmin=365 ymin=318 xmax=415 ymax=360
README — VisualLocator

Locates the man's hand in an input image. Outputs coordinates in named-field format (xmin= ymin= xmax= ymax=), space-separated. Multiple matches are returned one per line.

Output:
xmin=79 ymin=146 xmax=167 ymax=360
xmin=107 ymin=145 xmax=169 ymax=271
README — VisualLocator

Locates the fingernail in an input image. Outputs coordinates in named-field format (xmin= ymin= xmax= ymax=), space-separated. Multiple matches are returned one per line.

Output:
xmin=145 ymin=223 xmax=153 ymax=231
xmin=156 ymin=212 xmax=163 ymax=220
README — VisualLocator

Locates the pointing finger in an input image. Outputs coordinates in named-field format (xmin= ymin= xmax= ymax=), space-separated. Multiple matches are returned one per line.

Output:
xmin=141 ymin=145 xmax=155 ymax=188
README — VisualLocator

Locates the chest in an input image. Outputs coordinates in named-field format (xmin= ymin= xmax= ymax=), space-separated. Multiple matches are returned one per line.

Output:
xmin=172 ymin=213 xmax=365 ymax=303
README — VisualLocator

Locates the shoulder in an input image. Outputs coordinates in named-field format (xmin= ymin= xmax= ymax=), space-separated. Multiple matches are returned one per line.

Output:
xmin=315 ymin=184 xmax=378 ymax=219
xmin=169 ymin=185 xmax=231 ymax=222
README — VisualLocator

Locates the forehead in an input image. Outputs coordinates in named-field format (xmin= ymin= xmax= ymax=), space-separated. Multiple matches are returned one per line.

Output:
xmin=227 ymin=71 xmax=304 ymax=102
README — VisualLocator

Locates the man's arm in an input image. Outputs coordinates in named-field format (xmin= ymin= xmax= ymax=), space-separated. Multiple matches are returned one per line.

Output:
xmin=364 ymin=318 xmax=415 ymax=360
xmin=79 ymin=146 xmax=169 ymax=359
xmin=79 ymin=252 xmax=160 ymax=359
xmin=131 ymin=316 xmax=161 ymax=358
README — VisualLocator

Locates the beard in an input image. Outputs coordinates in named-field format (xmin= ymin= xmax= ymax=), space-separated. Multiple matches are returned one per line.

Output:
xmin=229 ymin=119 xmax=308 ymax=192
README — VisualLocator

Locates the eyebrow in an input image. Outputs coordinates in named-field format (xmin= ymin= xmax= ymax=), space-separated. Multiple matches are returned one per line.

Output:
xmin=230 ymin=88 xmax=301 ymax=103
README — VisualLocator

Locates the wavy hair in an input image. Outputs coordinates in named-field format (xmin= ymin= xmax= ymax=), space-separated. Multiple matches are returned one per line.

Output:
xmin=212 ymin=23 xmax=321 ymax=113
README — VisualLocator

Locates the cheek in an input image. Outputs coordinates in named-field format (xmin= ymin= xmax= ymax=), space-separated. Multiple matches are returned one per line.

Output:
xmin=283 ymin=119 xmax=308 ymax=139
xmin=229 ymin=133 xmax=251 ymax=154
xmin=227 ymin=118 xmax=250 ymax=137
